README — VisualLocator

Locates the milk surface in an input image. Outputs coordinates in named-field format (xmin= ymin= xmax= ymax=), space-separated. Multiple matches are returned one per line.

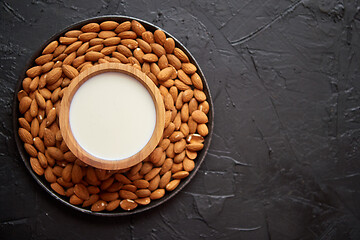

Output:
xmin=69 ymin=72 xmax=156 ymax=160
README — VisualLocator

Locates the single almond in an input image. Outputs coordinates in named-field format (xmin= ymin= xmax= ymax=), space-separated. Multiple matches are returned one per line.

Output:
xmin=150 ymin=189 xmax=165 ymax=200
xmin=175 ymin=79 xmax=191 ymax=91
xmin=167 ymin=54 xmax=182 ymax=70
xmin=50 ymin=182 xmax=65 ymax=196
xmin=91 ymin=200 xmax=107 ymax=212
xmin=148 ymin=174 xmax=160 ymax=191
xmin=142 ymin=53 xmax=158 ymax=63
xmin=178 ymin=70 xmax=192 ymax=85
xmin=119 ymin=190 xmax=138 ymax=200
xmin=182 ymin=63 xmax=197 ymax=75
xmin=69 ymin=195 xmax=84 ymax=205
xmin=191 ymin=110 xmax=208 ymax=124
xmin=18 ymin=128 xmax=33 ymax=144
xmin=157 ymin=67 xmax=173 ymax=81
xmin=154 ymin=30 xmax=166 ymax=45
xmin=19 ymin=96 xmax=32 ymax=114
xmin=183 ymin=158 xmax=195 ymax=171
xmin=44 ymin=166 xmax=57 ymax=183
xmin=166 ymin=179 xmax=181 ymax=191
xmin=174 ymin=48 xmax=189 ymax=63
xmin=150 ymin=43 xmax=166 ymax=57
xmin=172 ymin=171 xmax=189 ymax=179
xmin=85 ymin=51 xmax=105 ymax=61
xmin=30 ymin=157 xmax=44 ymax=176
xmin=47 ymin=147 xmax=64 ymax=161
xmin=186 ymin=143 xmax=204 ymax=151
xmin=191 ymin=72 xmax=203 ymax=90
xmin=46 ymin=67 xmax=62 ymax=85
xmin=62 ymin=64 xmax=79 ymax=79
xmin=106 ymin=199 xmax=121 ymax=211
xmin=115 ymin=21 xmax=131 ymax=33
xmin=43 ymin=40 xmax=58 ymax=54
xmin=120 ymin=199 xmax=138 ymax=211
xmin=142 ymin=31 xmax=155 ymax=44
xmin=82 ymin=194 xmax=100 ymax=208
xmin=26 ymin=66 xmax=42 ymax=78
xmin=24 ymin=143 xmax=37 ymax=157
xmin=159 ymin=171 xmax=172 ymax=189
xmin=135 ymin=197 xmax=151 ymax=205
xmin=81 ymin=23 xmax=100 ymax=33
xmin=121 ymin=39 xmax=138 ymax=49
xmin=100 ymin=21 xmax=119 ymax=30
xmin=64 ymin=41 xmax=82 ymax=54
xmin=98 ymin=30 xmax=117 ymax=39
xmin=65 ymin=30 xmax=82 ymax=38
xmin=144 ymin=168 xmax=161 ymax=181
xmin=103 ymin=37 xmax=121 ymax=46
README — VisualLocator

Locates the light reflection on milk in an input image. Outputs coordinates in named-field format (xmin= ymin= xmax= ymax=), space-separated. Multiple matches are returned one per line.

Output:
xmin=69 ymin=72 xmax=156 ymax=160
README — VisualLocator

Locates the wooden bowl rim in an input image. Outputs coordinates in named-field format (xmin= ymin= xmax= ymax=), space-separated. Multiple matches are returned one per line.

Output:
xmin=59 ymin=62 xmax=165 ymax=170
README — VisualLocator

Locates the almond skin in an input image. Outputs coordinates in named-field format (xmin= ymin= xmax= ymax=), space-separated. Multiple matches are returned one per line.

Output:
xmin=50 ymin=182 xmax=65 ymax=196
xmin=164 ymin=38 xmax=175 ymax=53
xmin=43 ymin=41 xmax=58 ymax=54
xmin=46 ymin=67 xmax=62 ymax=85
xmin=142 ymin=53 xmax=158 ymax=63
xmin=91 ymin=200 xmax=107 ymax=212
xmin=74 ymin=184 xmax=90 ymax=200
xmin=150 ymin=189 xmax=165 ymax=200
xmin=100 ymin=21 xmax=119 ymax=30
xmin=19 ymin=96 xmax=32 ymax=114
xmin=154 ymin=30 xmax=166 ymax=45
xmin=119 ymin=190 xmax=138 ymax=200
xmin=18 ymin=128 xmax=33 ymax=144
xmin=191 ymin=73 xmax=203 ymax=90
xmin=191 ymin=110 xmax=208 ymax=124
xmin=150 ymin=147 xmax=163 ymax=164
xmin=157 ymin=67 xmax=173 ymax=81
xmin=174 ymin=48 xmax=189 ymax=63
xmin=26 ymin=66 xmax=42 ymax=78
xmin=62 ymin=65 xmax=79 ymax=79
xmin=166 ymin=179 xmax=181 ymax=191
xmin=85 ymin=51 xmax=105 ymax=61
xmin=30 ymin=157 xmax=44 ymax=176
xmin=81 ymin=23 xmax=100 ymax=33
xmin=120 ymin=199 xmax=138 ymax=211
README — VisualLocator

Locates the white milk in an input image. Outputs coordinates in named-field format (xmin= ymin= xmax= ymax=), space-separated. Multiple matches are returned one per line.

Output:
xmin=69 ymin=72 xmax=156 ymax=160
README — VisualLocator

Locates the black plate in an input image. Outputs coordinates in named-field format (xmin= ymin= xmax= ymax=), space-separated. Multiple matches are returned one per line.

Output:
xmin=12 ymin=15 xmax=214 ymax=216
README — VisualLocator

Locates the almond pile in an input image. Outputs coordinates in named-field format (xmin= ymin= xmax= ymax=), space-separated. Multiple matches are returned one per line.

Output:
xmin=17 ymin=20 xmax=209 ymax=212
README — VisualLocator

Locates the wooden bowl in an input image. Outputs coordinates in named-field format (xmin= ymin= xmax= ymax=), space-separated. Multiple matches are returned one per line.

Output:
xmin=59 ymin=63 xmax=165 ymax=170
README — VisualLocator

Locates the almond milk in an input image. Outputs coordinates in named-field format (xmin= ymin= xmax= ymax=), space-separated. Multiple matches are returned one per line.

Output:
xmin=69 ymin=72 xmax=156 ymax=160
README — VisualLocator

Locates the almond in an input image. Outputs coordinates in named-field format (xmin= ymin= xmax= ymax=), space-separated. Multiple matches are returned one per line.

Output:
xmin=167 ymin=54 xmax=182 ymax=70
xmin=35 ymin=91 xmax=46 ymax=109
xmin=112 ymin=52 xmax=129 ymax=63
xmin=175 ymin=79 xmax=191 ymax=90
xmin=26 ymin=66 xmax=42 ymax=78
xmin=41 ymin=62 xmax=54 ymax=73
xmin=135 ymin=189 xmax=151 ymax=198
xmin=120 ymin=199 xmax=137 ymax=211
xmin=35 ymin=54 xmax=53 ymax=65
xmin=135 ymin=197 xmax=151 ymax=205
xmin=39 ymin=88 xmax=51 ymax=99
xmin=91 ymin=200 xmax=107 ymax=212
xmin=103 ymin=37 xmax=121 ymax=46
xmin=18 ymin=118 xmax=31 ymax=131
xmin=121 ymin=39 xmax=138 ymax=49
xmin=174 ymin=139 xmax=186 ymax=154
xmin=30 ymin=119 xmax=39 ymax=137
xmin=19 ymin=96 xmax=32 ymax=114
xmin=106 ymin=199 xmax=121 ymax=211
xmin=186 ymin=149 xmax=197 ymax=160
xmin=65 ymin=30 xmax=82 ymax=38
xmin=46 ymin=108 xmax=56 ymax=126
xmin=178 ymin=69 xmax=192 ymax=85
xmin=164 ymin=122 xmax=175 ymax=138
xmin=189 ymin=98 xmax=198 ymax=114
xmin=154 ymin=30 xmax=166 ymax=45
xmin=86 ymin=167 xmax=100 ymax=186
xmin=18 ymin=128 xmax=33 ymax=144
xmin=119 ymin=190 xmax=138 ymax=200
xmin=174 ymin=48 xmax=189 ymax=63
xmin=64 ymin=41 xmax=82 ymax=54
xmin=181 ymin=103 xmax=189 ymax=122
xmin=115 ymin=173 xmax=132 ymax=184
xmin=148 ymin=174 xmax=160 ymax=191
xmin=150 ymin=189 xmax=165 ymax=200
xmin=137 ymin=38 xmax=152 ymax=53
xmin=144 ymin=168 xmax=161 ymax=181
xmin=159 ymin=171 xmax=172 ymax=189
xmin=169 ymin=131 xmax=184 ymax=142
xmin=164 ymin=93 xmax=174 ymax=110
xmin=37 ymin=151 xmax=48 ymax=167
xmin=115 ymin=21 xmax=131 ymax=33
xmin=166 ymin=179 xmax=181 ymax=191
xmin=85 ymin=51 xmax=105 ymax=61
xmin=158 ymin=55 xmax=169 ymax=69
xmin=172 ymin=171 xmax=189 ymax=179
xmin=81 ymin=23 xmax=100 ymax=33
xmin=30 ymin=157 xmax=44 ymax=175
xmin=42 ymin=41 xmax=58 ymax=54
xmin=133 ymin=179 xmax=150 ymax=189
xmin=117 ymin=45 xmax=133 ymax=57
xmin=53 ymin=44 xmax=66 ymax=57
xmin=51 ymin=182 xmax=65 ymax=196
xmin=100 ymin=177 xmax=114 ymax=190
xmin=64 ymin=151 xmax=76 ymax=162
xmin=160 ymin=158 xmax=173 ymax=175
xmin=47 ymin=147 xmax=64 ymax=161
xmin=63 ymin=52 xmax=76 ymax=65
xmin=83 ymin=194 xmax=100 ymax=208
xmin=24 ymin=143 xmax=37 ymax=157
xmin=44 ymin=166 xmax=57 ymax=183
xmin=164 ymin=38 xmax=175 ymax=54
xmin=122 ymin=184 xmax=137 ymax=192
xmin=62 ymin=164 xmax=73 ymax=182
xmin=157 ymin=67 xmax=173 ymax=81
xmin=142 ymin=31 xmax=155 ymax=44
xmin=191 ymin=72 xmax=203 ymax=90
xmin=46 ymin=67 xmax=62 ymax=85
xmin=191 ymin=110 xmax=208 ymax=124
xmin=182 ymin=63 xmax=197 ymax=75
xmin=60 ymin=37 xmax=78 ymax=45
xmin=71 ymin=163 xmax=83 ymax=184
xmin=98 ymin=30 xmax=116 ymax=39
xmin=62 ymin=64 xmax=79 ymax=79
xmin=29 ymin=99 xmax=38 ymax=118
xmin=73 ymin=183 xmax=90 ymax=200
xmin=69 ymin=195 xmax=83 ymax=205
xmin=34 ymin=137 xmax=45 ymax=153
xmin=171 ymin=162 xmax=183 ymax=173
xmin=87 ymin=44 xmax=104 ymax=53
xmin=183 ymin=158 xmax=195 ymax=171
xmin=142 ymin=53 xmax=158 ymax=63
xmin=118 ymin=30 xmax=137 ymax=39
xmin=186 ymin=143 xmax=204 ymax=151
xmin=150 ymin=43 xmax=166 ymax=57
xmin=140 ymin=162 xmax=153 ymax=175
xmin=87 ymin=186 xmax=100 ymax=195
xmin=194 ymin=89 xmax=207 ymax=102
xmin=100 ymin=21 xmax=119 ymax=30
xmin=197 ymin=123 xmax=209 ymax=137
xmin=131 ymin=20 xmax=146 ymax=36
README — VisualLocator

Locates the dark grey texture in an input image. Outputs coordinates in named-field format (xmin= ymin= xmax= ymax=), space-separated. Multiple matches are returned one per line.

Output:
xmin=1 ymin=0 xmax=360 ymax=239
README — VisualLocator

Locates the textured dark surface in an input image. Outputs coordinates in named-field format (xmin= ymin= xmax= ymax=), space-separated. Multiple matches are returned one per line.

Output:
xmin=1 ymin=0 xmax=360 ymax=239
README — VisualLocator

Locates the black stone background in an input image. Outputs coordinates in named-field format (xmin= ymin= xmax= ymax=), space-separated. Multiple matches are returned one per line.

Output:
xmin=1 ymin=0 xmax=360 ymax=239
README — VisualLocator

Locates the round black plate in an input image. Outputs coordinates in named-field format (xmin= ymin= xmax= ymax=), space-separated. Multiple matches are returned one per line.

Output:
xmin=13 ymin=15 xmax=214 ymax=216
